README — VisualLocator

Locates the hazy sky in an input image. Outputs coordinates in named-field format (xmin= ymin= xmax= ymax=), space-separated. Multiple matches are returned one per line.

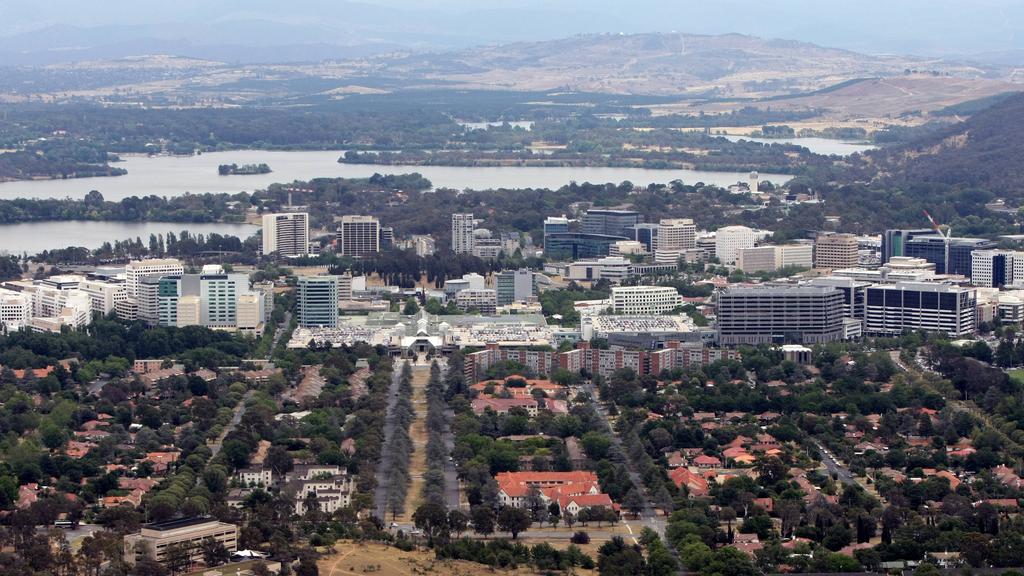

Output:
xmin=1 ymin=0 xmax=1022 ymax=56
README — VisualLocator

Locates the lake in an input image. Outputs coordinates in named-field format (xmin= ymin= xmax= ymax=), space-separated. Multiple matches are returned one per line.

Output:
xmin=0 ymin=221 xmax=259 ymax=254
xmin=0 ymin=149 xmax=792 ymax=202
xmin=721 ymin=136 xmax=875 ymax=156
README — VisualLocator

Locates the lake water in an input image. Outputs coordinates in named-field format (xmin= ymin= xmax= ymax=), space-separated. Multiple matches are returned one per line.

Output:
xmin=0 ymin=221 xmax=259 ymax=254
xmin=0 ymin=149 xmax=792 ymax=202
xmin=721 ymin=136 xmax=875 ymax=156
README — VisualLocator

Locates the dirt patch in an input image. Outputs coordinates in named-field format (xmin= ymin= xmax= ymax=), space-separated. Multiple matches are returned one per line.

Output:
xmin=317 ymin=540 xmax=598 ymax=576
xmin=400 ymin=364 xmax=432 ymax=521
xmin=250 ymin=440 xmax=272 ymax=465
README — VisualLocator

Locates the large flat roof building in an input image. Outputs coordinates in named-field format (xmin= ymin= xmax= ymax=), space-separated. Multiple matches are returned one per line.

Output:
xmin=544 ymin=232 xmax=627 ymax=260
xmin=124 ymin=517 xmax=237 ymax=567
xmin=581 ymin=209 xmax=643 ymax=238
xmin=611 ymin=285 xmax=683 ymax=315
xmin=904 ymin=235 xmax=996 ymax=277
xmin=717 ymin=285 xmax=846 ymax=346
xmin=864 ymin=282 xmax=976 ymax=337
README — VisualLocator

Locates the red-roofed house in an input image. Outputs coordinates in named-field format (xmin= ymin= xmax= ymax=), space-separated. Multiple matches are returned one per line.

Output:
xmin=496 ymin=471 xmax=603 ymax=508
xmin=143 ymin=451 xmax=179 ymax=474
xmin=666 ymin=451 xmax=686 ymax=469
xmin=559 ymin=493 xmax=618 ymax=515
xmin=471 ymin=397 xmax=539 ymax=416
xmin=670 ymin=467 xmax=709 ymax=497
xmin=693 ymin=454 xmax=722 ymax=469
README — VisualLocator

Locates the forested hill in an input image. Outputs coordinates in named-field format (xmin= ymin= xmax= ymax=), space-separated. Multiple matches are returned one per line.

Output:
xmin=871 ymin=90 xmax=1024 ymax=195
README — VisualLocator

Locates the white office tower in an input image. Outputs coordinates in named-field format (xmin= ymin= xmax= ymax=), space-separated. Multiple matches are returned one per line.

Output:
xmin=972 ymin=250 xmax=1024 ymax=288
xmin=338 ymin=215 xmax=381 ymax=258
xmin=235 ymin=293 xmax=265 ymax=335
xmin=0 ymin=289 xmax=31 ymax=332
xmin=714 ymin=225 xmax=756 ymax=265
xmin=262 ymin=212 xmax=310 ymax=257
xmin=610 ymin=285 xmax=684 ymax=315
xmin=27 ymin=289 xmax=91 ymax=332
xmin=749 ymin=171 xmax=759 ymax=193
xmin=452 ymin=213 xmax=476 ymax=254
xmin=78 ymin=277 xmax=127 ymax=315
xmin=656 ymin=218 xmax=697 ymax=263
xmin=126 ymin=258 xmax=184 ymax=299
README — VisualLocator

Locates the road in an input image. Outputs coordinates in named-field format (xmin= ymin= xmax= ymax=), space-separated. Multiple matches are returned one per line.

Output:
xmin=435 ymin=360 xmax=462 ymax=511
xmin=813 ymin=440 xmax=856 ymax=486
xmin=267 ymin=311 xmax=292 ymax=359
xmin=209 ymin=389 xmax=255 ymax=456
xmin=373 ymin=360 xmax=407 ymax=520
xmin=580 ymin=381 xmax=665 ymax=540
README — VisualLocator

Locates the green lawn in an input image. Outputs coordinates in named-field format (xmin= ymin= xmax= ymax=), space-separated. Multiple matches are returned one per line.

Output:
xmin=1007 ymin=369 xmax=1024 ymax=386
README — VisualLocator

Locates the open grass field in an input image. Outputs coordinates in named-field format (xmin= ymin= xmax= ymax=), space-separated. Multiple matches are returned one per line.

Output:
xmin=1007 ymin=369 xmax=1024 ymax=386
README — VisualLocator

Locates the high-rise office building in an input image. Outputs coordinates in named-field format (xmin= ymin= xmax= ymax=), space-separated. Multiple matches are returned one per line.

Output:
xmin=737 ymin=246 xmax=779 ymax=273
xmin=655 ymin=219 xmax=697 ymax=264
xmin=543 ymin=216 xmax=572 ymax=253
xmin=543 ymin=215 xmax=570 ymax=236
xmin=495 ymin=269 xmax=537 ymax=305
xmin=972 ymin=250 xmax=1024 ymax=288
xmin=717 ymin=285 xmax=846 ymax=345
xmin=78 ymin=276 xmax=127 ymax=316
xmin=714 ymin=226 xmax=756 ymax=265
xmin=379 ymin=226 xmax=394 ymax=250
xmin=0 ymin=289 xmax=31 ymax=332
xmin=864 ymin=282 xmax=976 ymax=337
xmin=806 ymin=277 xmax=871 ymax=320
xmin=904 ymin=236 xmax=997 ymax=276
xmin=452 ymin=213 xmax=476 ymax=254
xmin=137 ymin=276 xmax=163 ymax=326
xmin=814 ymin=233 xmax=859 ymax=270
xmin=778 ymin=244 xmax=814 ymax=269
xmin=544 ymin=232 xmax=627 ymax=260
xmin=297 ymin=276 xmax=340 ymax=328
xmin=658 ymin=219 xmax=696 ymax=252
xmin=262 ymin=212 xmax=310 ymax=257
xmin=236 ymin=293 xmax=264 ymax=335
xmin=881 ymin=229 xmax=932 ymax=264
xmin=156 ymin=265 xmax=255 ymax=329
xmin=126 ymin=258 xmax=184 ymax=299
xmin=581 ymin=209 xmax=643 ymax=238
xmin=629 ymin=223 xmax=661 ymax=253
xmin=337 ymin=215 xmax=381 ymax=258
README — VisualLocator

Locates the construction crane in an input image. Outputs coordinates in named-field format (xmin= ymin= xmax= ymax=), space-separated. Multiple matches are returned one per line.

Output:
xmin=922 ymin=210 xmax=952 ymax=274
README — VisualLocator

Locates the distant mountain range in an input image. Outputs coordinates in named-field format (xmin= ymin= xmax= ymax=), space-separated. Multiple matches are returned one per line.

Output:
xmin=0 ymin=31 xmax=1019 ymax=107
xmin=365 ymin=33 xmax=1006 ymax=97
xmin=2 ymin=0 xmax=1024 ymax=60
